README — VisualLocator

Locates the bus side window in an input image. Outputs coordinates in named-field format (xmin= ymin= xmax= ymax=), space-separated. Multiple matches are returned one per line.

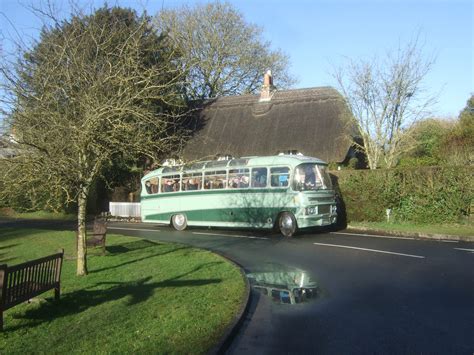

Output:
xmin=162 ymin=179 xmax=172 ymax=193
xmin=270 ymin=167 xmax=289 ymax=187
xmin=205 ymin=171 xmax=226 ymax=189
xmin=145 ymin=177 xmax=159 ymax=194
xmin=270 ymin=175 xmax=278 ymax=186
xmin=229 ymin=169 xmax=250 ymax=189
xmin=182 ymin=174 xmax=201 ymax=191
xmin=162 ymin=175 xmax=180 ymax=193
xmin=251 ymin=168 xmax=267 ymax=188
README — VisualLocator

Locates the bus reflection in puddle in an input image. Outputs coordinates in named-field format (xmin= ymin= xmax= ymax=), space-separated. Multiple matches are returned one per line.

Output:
xmin=247 ymin=268 xmax=318 ymax=305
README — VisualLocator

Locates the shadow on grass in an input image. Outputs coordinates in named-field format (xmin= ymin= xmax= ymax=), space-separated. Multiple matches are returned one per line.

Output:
xmin=0 ymin=255 xmax=16 ymax=263
xmin=105 ymin=239 xmax=157 ymax=254
xmin=89 ymin=245 xmax=192 ymax=274
xmin=0 ymin=254 xmax=17 ymax=264
xmin=0 ymin=228 xmax=49 ymax=243
xmin=6 ymin=273 xmax=222 ymax=332
xmin=0 ymin=244 xmax=20 ymax=263
xmin=0 ymin=243 xmax=20 ymax=250
xmin=0 ymin=220 xmax=76 ymax=235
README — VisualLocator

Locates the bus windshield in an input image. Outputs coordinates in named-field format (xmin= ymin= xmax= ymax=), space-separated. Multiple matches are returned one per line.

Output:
xmin=292 ymin=163 xmax=332 ymax=191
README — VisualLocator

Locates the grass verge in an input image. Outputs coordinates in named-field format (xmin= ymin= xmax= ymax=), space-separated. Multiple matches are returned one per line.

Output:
xmin=0 ymin=228 xmax=246 ymax=353
xmin=349 ymin=221 xmax=474 ymax=238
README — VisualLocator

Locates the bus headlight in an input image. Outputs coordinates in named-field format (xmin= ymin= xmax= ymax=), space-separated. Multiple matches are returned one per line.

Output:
xmin=305 ymin=206 xmax=317 ymax=215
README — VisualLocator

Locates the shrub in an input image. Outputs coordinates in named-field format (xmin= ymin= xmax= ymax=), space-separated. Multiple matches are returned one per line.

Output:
xmin=332 ymin=166 xmax=473 ymax=224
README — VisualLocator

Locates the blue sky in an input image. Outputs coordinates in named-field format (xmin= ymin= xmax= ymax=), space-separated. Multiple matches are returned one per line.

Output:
xmin=1 ymin=0 xmax=472 ymax=118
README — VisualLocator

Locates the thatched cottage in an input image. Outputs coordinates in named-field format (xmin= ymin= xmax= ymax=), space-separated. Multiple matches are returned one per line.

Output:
xmin=181 ymin=71 xmax=359 ymax=165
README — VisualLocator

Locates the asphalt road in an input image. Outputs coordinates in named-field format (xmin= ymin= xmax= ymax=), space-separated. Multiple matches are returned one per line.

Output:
xmin=104 ymin=222 xmax=474 ymax=355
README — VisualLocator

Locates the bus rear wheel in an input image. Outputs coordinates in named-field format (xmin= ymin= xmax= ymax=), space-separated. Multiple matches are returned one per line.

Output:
xmin=171 ymin=214 xmax=187 ymax=231
xmin=278 ymin=212 xmax=297 ymax=237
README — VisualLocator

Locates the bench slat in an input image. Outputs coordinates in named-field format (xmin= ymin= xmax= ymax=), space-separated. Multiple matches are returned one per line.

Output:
xmin=32 ymin=264 xmax=38 ymax=293
xmin=26 ymin=265 xmax=35 ymax=297
xmin=8 ymin=268 xmax=20 ymax=304
xmin=20 ymin=267 xmax=28 ymax=300
xmin=9 ymin=269 xmax=17 ymax=304
xmin=41 ymin=261 xmax=48 ymax=290
xmin=16 ymin=268 xmax=22 ymax=301
xmin=49 ymin=260 xmax=55 ymax=284
xmin=48 ymin=260 xmax=54 ymax=284
xmin=43 ymin=261 xmax=49 ymax=286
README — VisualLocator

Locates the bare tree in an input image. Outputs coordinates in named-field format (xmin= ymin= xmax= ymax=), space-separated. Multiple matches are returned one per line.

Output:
xmin=0 ymin=6 xmax=186 ymax=275
xmin=333 ymin=37 xmax=437 ymax=169
xmin=154 ymin=1 xmax=296 ymax=101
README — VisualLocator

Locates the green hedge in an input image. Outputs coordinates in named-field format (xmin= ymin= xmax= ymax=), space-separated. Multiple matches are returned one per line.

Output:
xmin=332 ymin=166 xmax=473 ymax=224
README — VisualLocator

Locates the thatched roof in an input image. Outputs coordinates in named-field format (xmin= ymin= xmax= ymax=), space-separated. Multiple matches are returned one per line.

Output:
xmin=181 ymin=86 xmax=356 ymax=163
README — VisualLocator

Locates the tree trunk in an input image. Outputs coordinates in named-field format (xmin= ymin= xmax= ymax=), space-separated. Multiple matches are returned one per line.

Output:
xmin=76 ymin=188 xmax=88 ymax=276
xmin=363 ymin=136 xmax=379 ymax=170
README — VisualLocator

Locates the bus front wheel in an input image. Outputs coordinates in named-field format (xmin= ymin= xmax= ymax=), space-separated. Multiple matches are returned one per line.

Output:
xmin=171 ymin=214 xmax=187 ymax=231
xmin=278 ymin=212 xmax=297 ymax=237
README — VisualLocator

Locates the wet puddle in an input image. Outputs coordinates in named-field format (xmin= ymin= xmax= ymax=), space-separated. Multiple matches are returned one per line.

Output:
xmin=247 ymin=264 xmax=318 ymax=305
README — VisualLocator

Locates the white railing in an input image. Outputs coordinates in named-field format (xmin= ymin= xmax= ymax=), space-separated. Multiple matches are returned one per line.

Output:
xmin=109 ymin=202 xmax=141 ymax=218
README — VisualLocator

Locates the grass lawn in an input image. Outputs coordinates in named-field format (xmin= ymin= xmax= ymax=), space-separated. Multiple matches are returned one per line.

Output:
xmin=349 ymin=221 xmax=474 ymax=238
xmin=0 ymin=208 xmax=76 ymax=221
xmin=0 ymin=228 xmax=246 ymax=353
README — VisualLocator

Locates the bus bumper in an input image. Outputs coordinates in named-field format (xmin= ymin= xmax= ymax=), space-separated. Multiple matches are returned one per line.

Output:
xmin=296 ymin=215 xmax=336 ymax=228
xmin=296 ymin=205 xmax=337 ymax=228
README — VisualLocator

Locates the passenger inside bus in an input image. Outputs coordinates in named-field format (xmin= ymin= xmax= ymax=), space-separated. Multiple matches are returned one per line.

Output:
xmin=252 ymin=168 xmax=267 ymax=187
xmin=145 ymin=178 xmax=159 ymax=194
xmin=230 ymin=177 xmax=240 ymax=188
xmin=163 ymin=179 xmax=174 ymax=192
xmin=188 ymin=178 xmax=199 ymax=190
xmin=294 ymin=170 xmax=305 ymax=190
xmin=172 ymin=179 xmax=180 ymax=191
xmin=304 ymin=165 xmax=316 ymax=188
xmin=239 ymin=176 xmax=249 ymax=188
xmin=145 ymin=181 xmax=152 ymax=194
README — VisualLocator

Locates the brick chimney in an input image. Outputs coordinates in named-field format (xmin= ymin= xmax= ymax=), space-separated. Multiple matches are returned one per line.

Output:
xmin=259 ymin=70 xmax=275 ymax=102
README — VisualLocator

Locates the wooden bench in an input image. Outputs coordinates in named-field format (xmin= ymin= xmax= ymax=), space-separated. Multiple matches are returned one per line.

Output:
xmin=86 ymin=219 xmax=107 ymax=255
xmin=0 ymin=249 xmax=64 ymax=331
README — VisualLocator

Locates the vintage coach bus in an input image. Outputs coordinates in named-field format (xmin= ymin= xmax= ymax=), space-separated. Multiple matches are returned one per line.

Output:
xmin=140 ymin=155 xmax=337 ymax=237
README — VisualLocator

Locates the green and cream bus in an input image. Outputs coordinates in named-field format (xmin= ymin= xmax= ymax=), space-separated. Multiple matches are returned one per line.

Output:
xmin=140 ymin=155 xmax=337 ymax=237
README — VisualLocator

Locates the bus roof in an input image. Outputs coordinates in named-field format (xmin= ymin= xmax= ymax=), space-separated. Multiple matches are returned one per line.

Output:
xmin=143 ymin=155 xmax=328 ymax=180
